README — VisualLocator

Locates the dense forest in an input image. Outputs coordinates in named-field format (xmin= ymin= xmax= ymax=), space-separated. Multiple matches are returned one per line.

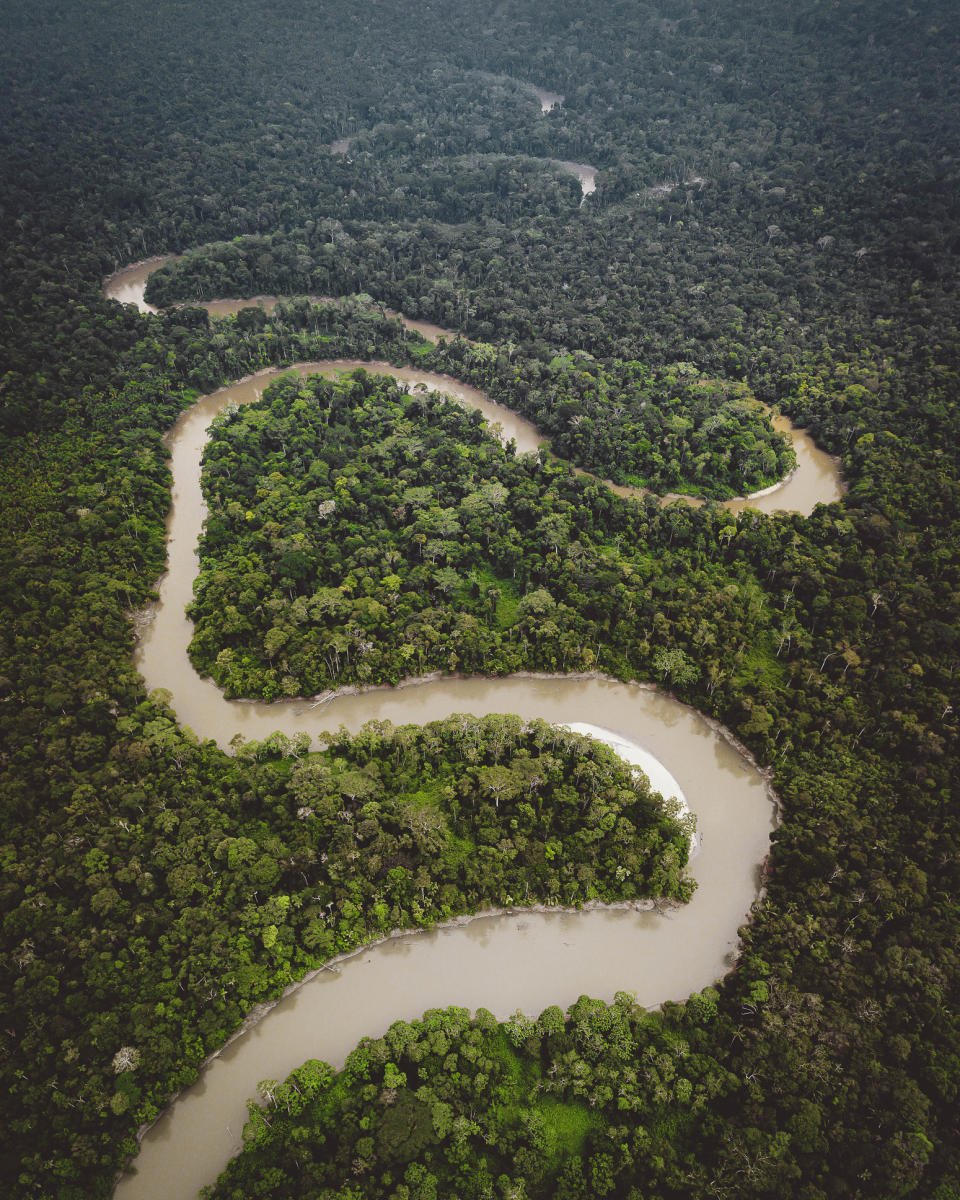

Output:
xmin=188 ymin=369 xmax=785 ymax=700
xmin=149 ymin=256 xmax=797 ymax=500
xmin=1 ymin=1 xmax=959 ymax=1198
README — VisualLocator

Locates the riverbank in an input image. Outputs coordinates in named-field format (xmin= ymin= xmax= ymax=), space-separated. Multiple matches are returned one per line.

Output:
xmin=104 ymin=260 xmax=844 ymax=516
xmin=113 ymin=713 xmax=770 ymax=1200
xmin=107 ymin=274 xmax=780 ymax=1200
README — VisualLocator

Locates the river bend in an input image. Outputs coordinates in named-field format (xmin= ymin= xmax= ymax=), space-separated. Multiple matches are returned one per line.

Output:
xmin=105 ymin=259 xmax=844 ymax=516
xmin=105 ymin=267 xmax=779 ymax=1200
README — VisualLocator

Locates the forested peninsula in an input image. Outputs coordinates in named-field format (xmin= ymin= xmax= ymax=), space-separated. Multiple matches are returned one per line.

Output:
xmin=1 ymin=2 xmax=959 ymax=1199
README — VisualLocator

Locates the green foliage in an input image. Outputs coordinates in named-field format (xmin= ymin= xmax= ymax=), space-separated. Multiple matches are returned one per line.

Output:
xmin=1 ymin=1 xmax=960 ymax=1197
xmin=188 ymin=369 xmax=776 ymax=701
xmin=535 ymin=1098 xmax=600 ymax=1169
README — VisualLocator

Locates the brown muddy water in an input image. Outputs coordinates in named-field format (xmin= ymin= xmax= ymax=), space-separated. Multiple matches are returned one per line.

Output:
xmin=104 ymin=259 xmax=843 ymax=516
xmin=106 ymin=292 xmax=781 ymax=1199
xmin=553 ymin=158 xmax=598 ymax=202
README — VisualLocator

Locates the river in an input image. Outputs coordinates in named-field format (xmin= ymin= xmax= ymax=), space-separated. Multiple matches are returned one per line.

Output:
xmin=115 ymin=718 xmax=769 ymax=1200
xmin=109 ymin=346 xmax=776 ymax=1200
xmin=105 ymin=266 xmax=785 ymax=1199
xmin=552 ymin=158 xmax=597 ymax=203
xmin=104 ymin=260 xmax=843 ymax=516
xmin=104 ymin=258 xmax=460 ymax=341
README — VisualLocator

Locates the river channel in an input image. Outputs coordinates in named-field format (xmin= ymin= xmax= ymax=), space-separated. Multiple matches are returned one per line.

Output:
xmin=105 ymin=264 xmax=788 ymax=1199
xmin=112 ymin=361 xmax=776 ymax=1200
xmin=105 ymin=260 xmax=843 ymax=516
xmin=553 ymin=158 xmax=597 ymax=202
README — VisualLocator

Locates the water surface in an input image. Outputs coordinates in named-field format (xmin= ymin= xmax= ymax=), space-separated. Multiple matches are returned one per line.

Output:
xmin=553 ymin=158 xmax=598 ymax=202
xmin=113 ymin=671 xmax=771 ymax=1200
xmin=104 ymin=261 xmax=843 ymax=516
xmin=108 ymin=296 xmax=778 ymax=1200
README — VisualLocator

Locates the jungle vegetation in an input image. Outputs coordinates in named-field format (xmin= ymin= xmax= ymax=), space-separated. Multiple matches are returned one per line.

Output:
xmin=1 ymin=1 xmax=958 ymax=1198
xmin=188 ymin=369 xmax=782 ymax=700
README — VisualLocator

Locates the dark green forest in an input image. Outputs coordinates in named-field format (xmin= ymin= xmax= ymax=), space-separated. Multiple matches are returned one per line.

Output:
xmin=1 ymin=1 xmax=959 ymax=1198
xmin=150 ymin=259 xmax=797 ymax=499
xmin=188 ymin=369 xmax=786 ymax=700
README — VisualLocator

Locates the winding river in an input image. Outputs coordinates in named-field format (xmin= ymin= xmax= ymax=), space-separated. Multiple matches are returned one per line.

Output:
xmin=104 ymin=259 xmax=843 ymax=516
xmin=103 ymin=263 xmax=808 ymax=1198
